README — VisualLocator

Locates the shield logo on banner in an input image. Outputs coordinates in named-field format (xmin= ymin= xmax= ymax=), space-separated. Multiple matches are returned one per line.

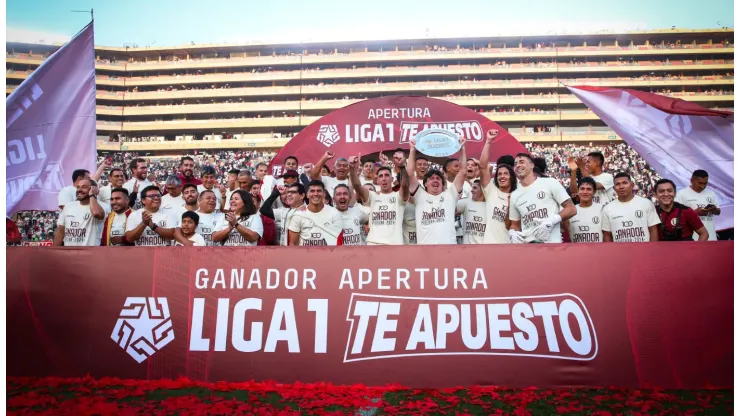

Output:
xmin=111 ymin=297 xmax=174 ymax=363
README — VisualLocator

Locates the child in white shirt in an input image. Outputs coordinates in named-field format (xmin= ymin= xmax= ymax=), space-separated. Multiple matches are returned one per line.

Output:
xmin=175 ymin=211 xmax=206 ymax=246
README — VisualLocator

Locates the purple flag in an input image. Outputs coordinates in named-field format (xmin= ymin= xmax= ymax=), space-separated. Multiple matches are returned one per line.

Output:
xmin=568 ymin=86 xmax=734 ymax=231
xmin=6 ymin=23 xmax=97 ymax=215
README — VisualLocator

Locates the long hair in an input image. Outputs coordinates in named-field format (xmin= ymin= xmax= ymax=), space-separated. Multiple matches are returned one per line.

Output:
xmin=231 ymin=189 xmax=257 ymax=219
xmin=495 ymin=164 xmax=517 ymax=193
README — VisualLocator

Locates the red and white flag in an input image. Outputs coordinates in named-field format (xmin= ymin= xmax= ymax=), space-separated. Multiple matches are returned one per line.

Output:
xmin=568 ymin=86 xmax=734 ymax=231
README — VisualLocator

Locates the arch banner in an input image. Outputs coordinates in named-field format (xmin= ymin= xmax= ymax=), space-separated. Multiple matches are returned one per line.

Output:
xmin=269 ymin=96 xmax=526 ymax=175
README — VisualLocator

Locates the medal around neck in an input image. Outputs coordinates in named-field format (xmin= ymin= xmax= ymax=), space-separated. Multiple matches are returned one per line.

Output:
xmin=413 ymin=128 xmax=461 ymax=157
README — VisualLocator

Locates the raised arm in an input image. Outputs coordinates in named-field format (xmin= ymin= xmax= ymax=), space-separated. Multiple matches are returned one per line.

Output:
xmin=260 ymin=187 xmax=283 ymax=219
xmin=349 ymin=156 xmax=369 ymax=203
xmin=399 ymin=166 xmax=410 ymax=202
xmin=479 ymin=129 xmax=497 ymax=188
xmin=567 ymin=157 xmax=579 ymax=197
xmin=92 ymin=159 xmax=109 ymax=182
xmin=406 ymin=140 xmax=419 ymax=194
xmin=311 ymin=151 xmax=334 ymax=180
xmin=89 ymin=187 xmax=105 ymax=220
xmin=452 ymin=136 xmax=467 ymax=194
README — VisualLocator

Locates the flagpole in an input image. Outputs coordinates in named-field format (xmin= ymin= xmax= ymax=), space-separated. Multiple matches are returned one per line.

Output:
xmin=71 ymin=8 xmax=94 ymax=22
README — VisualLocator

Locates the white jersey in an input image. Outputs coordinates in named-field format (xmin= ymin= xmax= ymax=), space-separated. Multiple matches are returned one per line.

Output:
xmin=57 ymin=201 xmax=109 ymax=246
xmin=270 ymin=177 xmax=287 ymax=209
xmin=273 ymin=206 xmax=301 ymax=246
xmin=322 ymin=176 xmax=350 ymax=197
xmin=482 ymin=182 xmax=511 ymax=244
xmin=174 ymin=233 xmax=206 ymax=247
xmin=125 ymin=209 xmax=178 ymax=246
xmin=601 ymin=196 xmax=661 ymax=243
xmin=591 ymin=172 xmax=616 ymax=205
xmin=161 ymin=193 xmax=186 ymax=212
xmin=509 ymin=177 xmax=571 ymax=243
xmin=107 ymin=210 xmax=131 ymax=246
xmin=339 ymin=205 xmax=369 ymax=246
xmin=195 ymin=211 xmax=225 ymax=246
xmin=58 ymin=185 xmax=77 ymax=208
xmin=457 ymin=199 xmax=487 ymax=244
xmin=260 ymin=176 xmax=277 ymax=201
xmin=449 ymin=180 xmax=473 ymax=199
xmin=402 ymin=200 xmax=417 ymax=245
xmin=448 ymin=180 xmax=470 ymax=244
xmin=415 ymin=186 xmax=460 ymax=245
xmin=568 ymin=203 xmax=604 ymax=243
xmin=98 ymin=185 xmax=113 ymax=205
xmin=288 ymin=205 xmax=343 ymax=246
xmin=197 ymin=185 xmax=223 ymax=211
xmin=216 ymin=214 xmax=264 ymax=246
xmin=123 ymin=178 xmax=154 ymax=210
xmin=365 ymin=190 xmax=405 ymax=245
xmin=675 ymin=187 xmax=719 ymax=241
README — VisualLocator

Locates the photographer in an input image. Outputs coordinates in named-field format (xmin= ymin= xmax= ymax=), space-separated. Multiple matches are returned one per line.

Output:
xmin=654 ymin=179 xmax=709 ymax=242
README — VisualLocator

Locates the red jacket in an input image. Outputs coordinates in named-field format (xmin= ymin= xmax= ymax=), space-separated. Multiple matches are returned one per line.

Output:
xmin=178 ymin=174 xmax=202 ymax=186
xmin=6 ymin=218 xmax=21 ymax=245
xmin=258 ymin=214 xmax=277 ymax=246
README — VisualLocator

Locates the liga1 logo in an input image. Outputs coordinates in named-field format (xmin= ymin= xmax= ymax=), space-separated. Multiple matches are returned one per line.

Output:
xmin=111 ymin=297 xmax=175 ymax=363
xmin=314 ymin=108 xmax=484 ymax=148
xmin=112 ymin=292 xmax=597 ymax=363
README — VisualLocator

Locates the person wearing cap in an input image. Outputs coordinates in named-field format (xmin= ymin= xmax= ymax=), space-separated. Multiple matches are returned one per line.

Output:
xmin=406 ymin=134 xmax=468 ymax=245
xmin=271 ymin=169 xmax=300 ymax=209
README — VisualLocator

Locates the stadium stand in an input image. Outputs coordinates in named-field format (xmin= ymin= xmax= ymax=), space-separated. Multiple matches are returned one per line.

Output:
xmin=6 ymin=28 xmax=734 ymax=243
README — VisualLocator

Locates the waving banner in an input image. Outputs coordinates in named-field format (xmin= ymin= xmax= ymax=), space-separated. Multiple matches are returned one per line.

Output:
xmin=568 ymin=86 xmax=734 ymax=231
xmin=6 ymin=23 xmax=97 ymax=215
xmin=7 ymin=243 xmax=733 ymax=388
xmin=269 ymin=96 xmax=526 ymax=175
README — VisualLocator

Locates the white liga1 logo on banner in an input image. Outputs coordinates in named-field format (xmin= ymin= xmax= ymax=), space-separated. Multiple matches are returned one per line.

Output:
xmin=413 ymin=128 xmax=461 ymax=157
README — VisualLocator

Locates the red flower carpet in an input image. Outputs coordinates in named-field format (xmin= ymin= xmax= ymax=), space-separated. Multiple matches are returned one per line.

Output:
xmin=6 ymin=377 xmax=733 ymax=415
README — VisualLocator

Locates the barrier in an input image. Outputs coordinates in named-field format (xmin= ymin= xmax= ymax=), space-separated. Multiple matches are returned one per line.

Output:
xmin=7 ymin=242 xmax=733 ymax=388
xmin=21 ymin=240 xmax=52 ymax=247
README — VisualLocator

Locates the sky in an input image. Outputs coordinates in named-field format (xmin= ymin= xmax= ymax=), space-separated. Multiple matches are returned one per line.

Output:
xmin=6 ymin=0 xmax=735 ymax=46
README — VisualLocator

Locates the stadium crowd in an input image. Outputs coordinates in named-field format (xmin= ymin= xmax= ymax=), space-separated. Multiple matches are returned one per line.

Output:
xmin=11 ymin=136 xmax=721 ymax=246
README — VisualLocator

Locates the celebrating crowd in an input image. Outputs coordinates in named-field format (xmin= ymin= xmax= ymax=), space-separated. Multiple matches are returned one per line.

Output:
xmin=20 ymin=130 xmax=720 ymax=248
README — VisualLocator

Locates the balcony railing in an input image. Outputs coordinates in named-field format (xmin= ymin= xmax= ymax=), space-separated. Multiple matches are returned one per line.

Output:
xmin=6 ymin=42 xmax=733 ymax=72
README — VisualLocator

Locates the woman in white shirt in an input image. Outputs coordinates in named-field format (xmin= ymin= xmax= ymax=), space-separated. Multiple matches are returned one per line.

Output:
xmin=212 ymin=190 xmax=264 ymax=246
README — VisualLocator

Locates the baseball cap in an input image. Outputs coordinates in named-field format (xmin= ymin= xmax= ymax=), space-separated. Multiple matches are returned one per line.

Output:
xmin=282 ymin=170 xmax=299 ymax=179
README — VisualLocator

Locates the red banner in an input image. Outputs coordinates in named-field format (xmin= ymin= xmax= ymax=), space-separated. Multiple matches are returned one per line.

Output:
xmin=7 ymin=243 xmax=733 ymax=388
xmin=269 ymin=96 xmax=526 ymax=175
xmin=21 ymin=240 xmax=53 ymax=246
